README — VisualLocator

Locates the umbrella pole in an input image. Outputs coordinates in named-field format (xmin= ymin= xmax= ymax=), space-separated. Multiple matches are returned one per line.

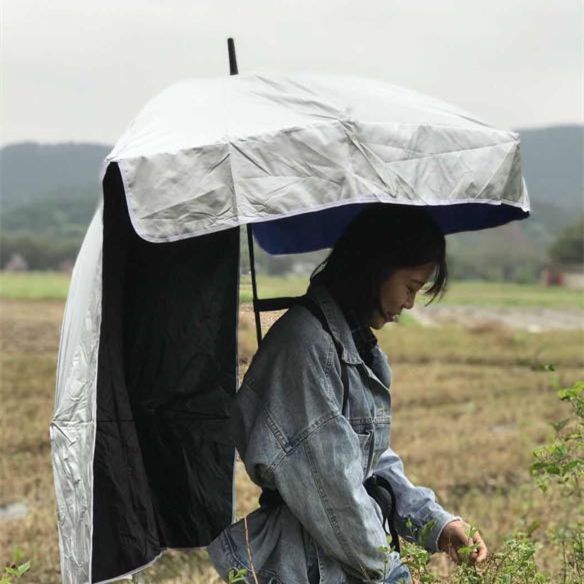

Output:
xmin=247 ymin=225 xmax=263 ymax=346
xmin=227 ymin=37 xmax=263 ymax=346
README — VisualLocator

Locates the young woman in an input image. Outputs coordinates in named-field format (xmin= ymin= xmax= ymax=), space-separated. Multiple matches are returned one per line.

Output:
xmin=208 ymin=204 xmax=487 ymax=583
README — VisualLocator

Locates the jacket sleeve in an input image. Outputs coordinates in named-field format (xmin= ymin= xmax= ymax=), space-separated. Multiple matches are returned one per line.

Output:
xmin=241 ymin=323 xmax=390 ymax=582
xmin=372 ymin=448 xmax=460 ymax=552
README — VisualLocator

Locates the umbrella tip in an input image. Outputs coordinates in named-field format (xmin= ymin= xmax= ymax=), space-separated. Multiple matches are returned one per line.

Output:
xmin=227 ymin=38 xmax=238 ymax=76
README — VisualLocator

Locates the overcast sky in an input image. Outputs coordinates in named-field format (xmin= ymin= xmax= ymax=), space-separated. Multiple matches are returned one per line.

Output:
xmin=1 ymin=0 xmax=582 ymax=145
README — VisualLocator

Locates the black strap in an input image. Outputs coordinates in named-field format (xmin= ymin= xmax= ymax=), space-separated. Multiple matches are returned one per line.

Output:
xmin=363 ymin=474 xmax=401 ymax=554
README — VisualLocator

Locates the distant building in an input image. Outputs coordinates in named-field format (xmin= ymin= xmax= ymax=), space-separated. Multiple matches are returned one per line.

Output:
xmin=542 ymin=264 xmax=584 ymax=289
xmin=3 ymin=253 xmax=28 ymax=272
xmin=58 ymin=259 xmax=75 ymax=274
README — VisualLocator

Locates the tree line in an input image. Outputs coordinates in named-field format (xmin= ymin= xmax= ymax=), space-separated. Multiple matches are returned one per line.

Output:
xmin=1 ymin=190 xmax=582 ymax=280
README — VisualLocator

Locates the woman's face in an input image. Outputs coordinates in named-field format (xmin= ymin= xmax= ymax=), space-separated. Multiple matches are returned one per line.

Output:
xmin=369 ymin=262 xmax=436 ymax=329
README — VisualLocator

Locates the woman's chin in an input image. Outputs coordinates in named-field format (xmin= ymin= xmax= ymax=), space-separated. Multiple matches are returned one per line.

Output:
xmin=370 ymin=313 xmax=400 ymax=329
xmin=369 ymin=317 xmax=386 ymax=330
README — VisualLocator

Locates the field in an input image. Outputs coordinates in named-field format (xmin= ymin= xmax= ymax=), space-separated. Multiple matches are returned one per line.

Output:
xmin=0 ymin=273 xmax=71 ymax=301
xmin=1 ymin=273 xmax=583 ymax=582
xmin=2 ymin=271 xmax=584 ymax=310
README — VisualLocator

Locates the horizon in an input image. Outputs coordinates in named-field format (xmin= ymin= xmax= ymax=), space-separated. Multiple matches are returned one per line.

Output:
xmin=2 ymin=122 xmax=582 ymax=150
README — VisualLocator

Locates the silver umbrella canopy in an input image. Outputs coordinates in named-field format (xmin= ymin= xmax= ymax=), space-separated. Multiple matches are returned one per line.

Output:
xmin=105 ymin=73 xmax=527 ymax=245
xmin=51 ymin=59 xmax=530 ymax=583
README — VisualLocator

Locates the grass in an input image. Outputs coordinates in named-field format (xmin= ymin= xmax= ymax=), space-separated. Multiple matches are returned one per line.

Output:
xmin=2 ymin=271 xmax=583 ymax=312
xmin=436 ymin=280 xmax=584 ymax=310
xmin=0 ymin=272 xmax=70 ymax=301
xmin=243 ymin=276 xmax=584 ymax=310
xmin=1 ymin=294 xmax=583 ymax=582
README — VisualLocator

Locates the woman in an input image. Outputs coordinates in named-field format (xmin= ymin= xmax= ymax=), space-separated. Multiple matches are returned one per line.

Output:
xmin=208 ymin=204 xmax=487 ymax=583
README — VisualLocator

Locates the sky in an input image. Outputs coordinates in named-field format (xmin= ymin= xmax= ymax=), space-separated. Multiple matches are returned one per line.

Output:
xmin=1 ymin=0 xmax=582 ymax=145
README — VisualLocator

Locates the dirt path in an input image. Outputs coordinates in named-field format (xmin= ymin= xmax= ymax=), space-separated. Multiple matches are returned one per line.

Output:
xmin=240 ymin=301 xmax=584 ymax=333
xmin=412 ymin=304 xmax=584 ymax=332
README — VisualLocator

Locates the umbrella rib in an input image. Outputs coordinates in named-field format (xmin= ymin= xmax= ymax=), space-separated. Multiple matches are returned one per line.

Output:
xmin=471 ymin=142 xmax=519 ymax=202
xmin=229 ymin=142 xmax=271 ymax=175
xmin=344 ymin=132 xmax=397 ymax=198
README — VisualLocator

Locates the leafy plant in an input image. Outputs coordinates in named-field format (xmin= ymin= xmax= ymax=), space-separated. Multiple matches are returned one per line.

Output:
xmin=1 ymin=549 xmax=31 ymax=584
xmin=227 ymin=567 xmax=248 ymax=583
xmin=530 ymin=380 xmax=583 ymax=495
xmin=530 ymin=379 xmax=584 ymax=583
xmin=453 ymin=531 xmax=546 ymax=584
xmin=399 ymin=539 xmax=439 ymax=584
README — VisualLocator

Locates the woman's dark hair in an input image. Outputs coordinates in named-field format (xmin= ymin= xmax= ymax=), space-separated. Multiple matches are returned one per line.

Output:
xmin=309 ymin=204 xmax=448 ymax=320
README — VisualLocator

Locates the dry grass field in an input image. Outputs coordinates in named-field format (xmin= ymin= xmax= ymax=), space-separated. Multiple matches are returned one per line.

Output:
xmin=1 ymin=279 xmax=583 ymax=582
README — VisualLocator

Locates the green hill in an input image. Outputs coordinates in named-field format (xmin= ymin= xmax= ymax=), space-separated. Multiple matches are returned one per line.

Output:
xmin=0 ymin=126 xmax=582 ymax=276
xmin=0 ymin=142 xmax=110 ymax=210
xmin=519 ymin=125 xmax=583 ymax=211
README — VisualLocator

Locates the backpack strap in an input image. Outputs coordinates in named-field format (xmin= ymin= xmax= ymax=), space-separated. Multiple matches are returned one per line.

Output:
xmin=363 ymin=474 xmax=401 ymax=554
xmin=294 ymin=295 xmax=350 ymax=415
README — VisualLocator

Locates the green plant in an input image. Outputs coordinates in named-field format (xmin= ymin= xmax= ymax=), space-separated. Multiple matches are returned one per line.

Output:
xmin=227 ymin=567 xmax=248 ymax=583
xmin=546 ymin=524 xmax=584 ymax=584
xmin=530 ymin=379 xmax=584 ymax=583
xmin=401 ymin=521 xmax=543 ymax=584
xmin=399 ymin=539 xmax=439 ymax=583
xmin=450 ymin=531 xmax=546 ymax=584
xmin=1 ymin=549 xmax=31 ymax=584
xmin=530 ymin=380 xmax=583 ymax=495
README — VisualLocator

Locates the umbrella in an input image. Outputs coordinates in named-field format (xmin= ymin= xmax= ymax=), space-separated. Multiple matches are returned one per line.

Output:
xmin=50 ymin=41 xmax=530 ymax=583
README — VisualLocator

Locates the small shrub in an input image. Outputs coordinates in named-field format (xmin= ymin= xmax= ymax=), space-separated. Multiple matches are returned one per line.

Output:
xmin=530 ymin=380 xmax=583 ymax=495
xmin=227 ymin=567 xmax=248 ymax=583
xmin=1 ymin=549 xmax=31 ymax=584
xmin=530 ymin=379 xmax=584 ymax=584
xmin=399 ymin=540 xmax=439 ymax=583
xmin=450 ymin=531 xmax=546 ymax=584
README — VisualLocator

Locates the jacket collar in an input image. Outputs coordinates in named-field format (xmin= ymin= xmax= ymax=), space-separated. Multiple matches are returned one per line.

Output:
xmin=305 ymin=282 xmax=364 ymax=365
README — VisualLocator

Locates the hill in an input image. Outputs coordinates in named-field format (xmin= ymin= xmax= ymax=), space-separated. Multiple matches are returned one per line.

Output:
xmin=0 ymin=142 xmax=110 ymax=210
xmin=0 ymin=126 xmax=582 ymax=276
xmin=518 ymin=125 xmax=583 ymax=211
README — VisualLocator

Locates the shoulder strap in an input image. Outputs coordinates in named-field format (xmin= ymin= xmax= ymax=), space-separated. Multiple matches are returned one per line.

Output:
xmin=363 ymin=474 xmax=401 ymax=554
xmin=295 ymin=296 xmax=350 ymax=415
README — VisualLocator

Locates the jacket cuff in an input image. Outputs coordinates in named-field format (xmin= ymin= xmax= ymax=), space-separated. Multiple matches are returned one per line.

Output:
xmin=426 ymin=511 xmax=461 ymax=553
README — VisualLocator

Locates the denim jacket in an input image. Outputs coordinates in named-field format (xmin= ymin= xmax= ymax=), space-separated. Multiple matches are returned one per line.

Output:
xmin=208 ymin=283 xmax=458 ymax=583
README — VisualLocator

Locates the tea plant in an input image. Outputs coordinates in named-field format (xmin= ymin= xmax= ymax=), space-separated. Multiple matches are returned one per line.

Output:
xmin=451 ymin=531 xmax=546 ymax=584
xmin=530 ymin=379 xmax=583 ymax=584
xmin=530 ymin=380 xmax=583 ymax=495
xmin=0 ymin=549 xmax=31 ymax=584
xmin=399 ymin=540 xmax=439 ymax=584
xmin=227 ymin=567 xmax=248 ymax=583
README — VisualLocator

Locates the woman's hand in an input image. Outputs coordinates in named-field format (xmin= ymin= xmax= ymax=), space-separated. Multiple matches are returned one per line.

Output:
xmin=438 ymin=520 xmax=487 ymax=566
